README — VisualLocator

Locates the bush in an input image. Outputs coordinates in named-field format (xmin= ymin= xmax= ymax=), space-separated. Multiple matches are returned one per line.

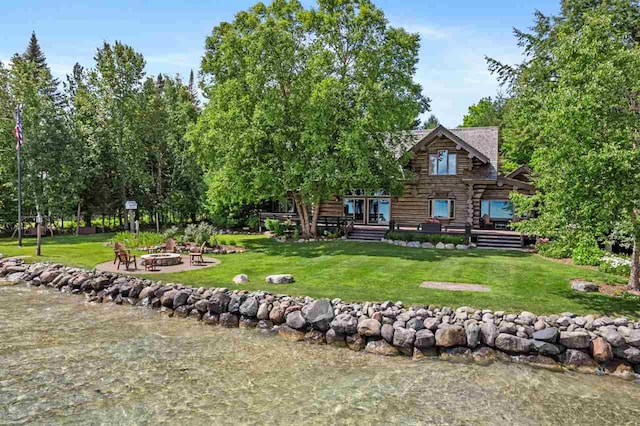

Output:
xmin=112 ymin=231 xmax=163 ymax=249
xmin=536 ymin=238 xmax=573 ymax=259
xmin=264 ymin=219 xmax=296 ymax=237
xmin=162 ymin=226 xmax=181 ymax=240
xmin=599 ymin=255 xmax=632 ymax=277
xmin=113 ymin=231 xmax=136 ymax=249
xmin=571 ymin=238 xmax=603 ymax=266
xmin=184 ymin=222 xmax=217 ymax=246
xmin=386 ymin=231 xmax=465 ymax=245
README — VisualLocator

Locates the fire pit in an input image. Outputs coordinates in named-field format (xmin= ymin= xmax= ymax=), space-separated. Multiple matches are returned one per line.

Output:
xmin=140 ymin=253 xmax=182 ymax=267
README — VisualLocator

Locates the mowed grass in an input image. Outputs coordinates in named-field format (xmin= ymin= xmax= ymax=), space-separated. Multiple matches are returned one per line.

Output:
xmin=1 ymin=233 xmax=638 ymax=317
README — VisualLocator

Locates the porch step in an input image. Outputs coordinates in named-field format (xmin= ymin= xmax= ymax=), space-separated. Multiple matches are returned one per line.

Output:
xmin=347 ymin=227 xmax=387 ymax=241
xmin=476 ymin=234 xmax=523 ymax=249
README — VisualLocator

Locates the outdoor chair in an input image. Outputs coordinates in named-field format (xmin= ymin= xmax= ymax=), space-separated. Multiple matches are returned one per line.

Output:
xmin=190 ymin=243 xmax=206 ymax=265
xmin=142 ymin=257 xmax=158 ymax=272
xmin=113 ymin=242 xmax=125 ymax=264
xmin=116 ymin=250 xmax=137 ymax=271
xmin=163 ymin=238 xmax=177 ymax=253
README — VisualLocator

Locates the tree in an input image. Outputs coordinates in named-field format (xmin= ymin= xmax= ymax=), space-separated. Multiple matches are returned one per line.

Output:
xmin=460 ymin=95 xmax=505 ymax=128
xmin=422 ymin=114 xmax=439 ymax=129
xmin=500 ymin=2 xmax=640 ymax=289
xmin=191 ymin=0 xmax=428 ymax=238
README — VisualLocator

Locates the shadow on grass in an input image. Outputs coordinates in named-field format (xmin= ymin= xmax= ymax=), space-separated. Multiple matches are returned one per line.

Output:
xmin=562 ymin=291 xmax=640 ymax=318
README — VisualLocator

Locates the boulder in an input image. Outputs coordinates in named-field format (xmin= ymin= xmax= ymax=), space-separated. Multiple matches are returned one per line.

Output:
xmin=621 ymin=329 xmax=640 ymax=347
xmin=232 ymin=274 xmax=249 ymax=284
xmin=602 ymin=359 xmax=636 ymax=380
xmin=194 ymin=299 xmax=209 ymax=313
xmin=365 ymin=339 xmax=399 ymax=356
xmin=424 ymin=317 xmax=440 ymax=331
xmin=325 ymin=329 xmax=346 ymax=347
xmin=590 ymin=337 xmax=613 ymax=362
xmin=465 ymin=322 xmax=481 ymax=348
xmin=346 ymin=334 xmax=366 ymax=351
xmin=495 ymin=333 xmax=531 ymax=353
xmin=257 ymin=303 xmax=271 ymax=320
xmin=173 ymin=290 xmax=190 ymax=308
xmin=564 ymin=349 xmax=598 ymax=371
xmin=174 ymin=305 xmax=191 ymax=318
xmin=435 ymin=242 xmax=445 ymax=249
xmin=381 ymin=324 xmax=395 ymax=343
xmin=600 ymin=328 xmax=625 ymax=347
xmin=303 ymin=298 xmax=334 ymax=331
xmin=219 ymin=312 xmax=239 ymax=328
xmin=532 ymin=327 xmax=559 ymax=343
xmin=286 ymin=310 xmax=306 ymax=329
xmin=440 ymin=347 xmax=473 ymax=363
xmin=39 ymin=270 xmax=60 ymax=284
xmin=480 ymin=322 xmax=499 ymax=347
xmin=277 ymin=325 xmax=305 ymax=341
xmin=406 ymin=318 xmax=424 ymax=331
xmin=571 ymin=279 xmax=599 ymax=293
xmin=228 ymin=295 xmax=244 ymax=313
xmin=239 ymin=297 xmax=259 ymax=318
xmin=160 ymin=289 xmax=178 ymax=308
xmin=269 ymin=305 xmax=286 ymax=324
xmin=357 ymin=319 xmax=382 ymax=337
xmin=393 ymin=327 xmax=416 ymax=355
xmin=414 ymin=329 xmax=436 ymax=350
xmin=559 ymin=331 xmax=591 ymax=349
xmin=435 ymin=325 xmax=466 ymax=347
xmin=531 ymin=340 xmax=563 ymax=356
xmin=208 ymin=293 xmax=230 ymax=314
xmin=304 ymin=330 xmax=326 ymax=345
xmin=613 ymin=345 xmax=640 ymax=363
xmin=266 ymin=274 xmax=294 ymax=284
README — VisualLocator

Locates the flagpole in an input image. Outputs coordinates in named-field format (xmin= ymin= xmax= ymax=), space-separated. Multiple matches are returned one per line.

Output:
xmin=17 ymin=106 xmax=23 ymax=247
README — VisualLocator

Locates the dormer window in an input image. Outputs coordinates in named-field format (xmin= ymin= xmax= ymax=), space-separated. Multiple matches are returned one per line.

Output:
xmin=429 ymin=150 xmax=457 ymax=175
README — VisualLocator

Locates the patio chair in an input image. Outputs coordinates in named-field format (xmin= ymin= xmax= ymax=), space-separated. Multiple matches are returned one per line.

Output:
xmin=190 ymin=243 xmax=206 ymax=265
xmin=116 ymin=250 xmax=137 ymax=271
xmin=164 ymin=238 xmax=177 ymax=253
xmin=142 ymin=257 xmax=158 ymax=272
xmin=113 ymin=242 xmax=125 ymax=264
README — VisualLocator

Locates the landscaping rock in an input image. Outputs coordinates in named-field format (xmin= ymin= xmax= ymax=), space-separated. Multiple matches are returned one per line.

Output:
xmin=269 ymin=305 xmax=286 ymax=324
xmin=266 ymin=274 xmax=294 ymax=284
xmin=173 ymin=290 xmax=190 ymax=308
xmin=393 ymin=327 xmax=416 ymax=355
xmin=532 ymin=327 xmax=558 ymax=343
xmin=286 ymin=310 xmax=306 ymax=330
xmin=208 ymin=293 xmax=230 ymax=314
xmin=257 ymin=303 xmax=271 ymax=320
xmin=160 ymin=289 xmax=178 ymax=308
xmin=600 ymin=328 xmax=625 ymax=347
xmin=357 ymin=319 xmax=382 ymax=337
xmin=414 ymin=329 xmax=436 ymax=350
xmin=480 ymin=322 xmax=499 ymax=347
xmin=233 ymin=274 xmax=249 ymax=284
xmin=346 ymin=334 xmax=365 ymax=351
xmin=304 ymin=330 xmax=326 ymax=344
xmin=239 ymin=297 xmax=259 ymax=317
xmin=435 ymin=325 xmax=466 ymax=347
xmin=602 ymin=359 xmax=636 ymax=380
xmin=559 ymin=331 xmax=591 ymax=349
xmin=365 ymin=339 xmax=399 ymax=356
xmin=613 ymin=345 xmax=640 ymax=363
xmin=325 ymin=329 xmax=346 ymax=347
xmin=495 ymin=334 xmax=531 ymax=353
xmin=331 ymin=313 xmax=358 ymax=335
xmin=591 ymin=337 xmax=613 ymax=362
xmin=381 ymin=324 xmax=395 ymax=343
xmin=465 ymin=322 xmax=481 ymax=348
xmin=571 ymin=279 xmax=599 ymax=293
xmin=303 ymin=298 xmax=334 ymax=331
xmin=194 ymin=299 xmax=209 ymax=313
xmin=219 ymin=312 xmax=239 ymax=328
xmin=564 ymin=349 xmax=598 ymax=371
xmin=435 ymin=242 xmax=445 ymax=249
xmin=531 ymin=340 xmax=563 ymax=356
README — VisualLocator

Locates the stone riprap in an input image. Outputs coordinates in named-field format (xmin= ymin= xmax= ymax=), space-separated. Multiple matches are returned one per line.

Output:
xmin=1 ymin=256 xmax=639 ymax=382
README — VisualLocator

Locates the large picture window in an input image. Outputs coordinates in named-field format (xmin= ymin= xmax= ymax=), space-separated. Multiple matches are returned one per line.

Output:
xmin=429 ymin=150 xmax=457 ymax=175
xmin=481 ymin=200 xmax=514 ymax=219
xmin=429 ymin=199 xmax=455 ymax=219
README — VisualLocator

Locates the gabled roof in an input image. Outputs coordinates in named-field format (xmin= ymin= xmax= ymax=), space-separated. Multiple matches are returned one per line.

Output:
xmin=505 ymin=164 xmax=532 ymax=180
xmin=406 ymin=125 xmax=500 ymax=179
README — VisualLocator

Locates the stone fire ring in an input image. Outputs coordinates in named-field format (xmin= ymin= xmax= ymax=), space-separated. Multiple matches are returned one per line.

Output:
xmin=141 ymin=252 xmax=182 ymax=267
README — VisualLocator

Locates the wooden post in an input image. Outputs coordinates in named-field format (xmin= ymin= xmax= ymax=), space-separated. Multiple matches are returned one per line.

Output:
xmin=36 ymin=215 xmax=42 ymax=256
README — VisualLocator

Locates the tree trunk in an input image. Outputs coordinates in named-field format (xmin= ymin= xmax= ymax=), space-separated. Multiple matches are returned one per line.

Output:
xmin=310 ymin=202 xmax=320 ymax=238
xmin=628 ymin=239 xmax=639 ymax=291
xmin=75 ymin=202 xmax=81 ymax=236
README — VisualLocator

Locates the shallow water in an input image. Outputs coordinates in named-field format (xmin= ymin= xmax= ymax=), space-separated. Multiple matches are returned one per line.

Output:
xmin=1 ymin=285 xmax=639 ymax=425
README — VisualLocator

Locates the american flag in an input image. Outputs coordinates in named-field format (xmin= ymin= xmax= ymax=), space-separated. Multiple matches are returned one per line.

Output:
xmin=15 ymin=106 xmax=23 ymax=150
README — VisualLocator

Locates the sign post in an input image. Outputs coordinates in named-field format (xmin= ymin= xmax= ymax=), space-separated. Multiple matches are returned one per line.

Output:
xmin=125 ymin=201 xmax=138 ymax=234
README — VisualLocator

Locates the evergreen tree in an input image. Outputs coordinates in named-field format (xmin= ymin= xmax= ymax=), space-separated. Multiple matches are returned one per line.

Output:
xmin=422 ymin=114 xmax=439 ymax=129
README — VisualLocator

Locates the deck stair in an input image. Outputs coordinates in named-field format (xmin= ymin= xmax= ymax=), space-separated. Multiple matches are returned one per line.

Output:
xmin=476 ymin=233 xmax=523 ymax=249
xmin=347 ymin=226 xmax=387 ymax=241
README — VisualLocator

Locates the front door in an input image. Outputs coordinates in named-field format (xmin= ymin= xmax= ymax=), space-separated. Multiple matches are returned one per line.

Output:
xmin=343 ymin=198 xmax=366 ymax=224
xmin=367 ymin=198 xmax=391 ymax=225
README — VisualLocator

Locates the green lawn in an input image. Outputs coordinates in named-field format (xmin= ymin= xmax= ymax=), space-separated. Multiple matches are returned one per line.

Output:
xmin=1 ymin=233 xmax=638 ymax=317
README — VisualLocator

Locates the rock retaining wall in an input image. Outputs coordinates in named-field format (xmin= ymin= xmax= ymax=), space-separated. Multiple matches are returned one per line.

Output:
xmin=1 ymin=257 xmax=639 ymax=381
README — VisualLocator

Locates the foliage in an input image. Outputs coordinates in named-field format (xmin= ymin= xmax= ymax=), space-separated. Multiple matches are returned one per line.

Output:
xmin=264 ymin=218 xmax=296 ymax=237
xmin=112 ymin=231 xmax=163 ymax=249
xmin=162 ymin=226 xmax=181 ymax=240
xmin=571 ymin=237 xmax=603 ymax=266
xmin=422 ymin=114 xmax=439 ymax=129
xmin=599 ymin=255 xmax=632 ymax=277
xmin=386 ymin=231 xmax=464 ymax=245
xmin=460 ymin=95 xmax=506 ymax=128
xmin=190 ymin=0 xmax=428 ymax=238
xmin=496 ymin=1 xmax=640 ymax=288
xmin=184 ymin=222 xmax=217 ymax=246
xmin=536 ymin=237 xmax=573 ymax=259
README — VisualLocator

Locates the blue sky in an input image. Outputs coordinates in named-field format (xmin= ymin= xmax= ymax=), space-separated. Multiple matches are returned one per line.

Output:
xmin=1 ymin=0 xmax=560 ymax=126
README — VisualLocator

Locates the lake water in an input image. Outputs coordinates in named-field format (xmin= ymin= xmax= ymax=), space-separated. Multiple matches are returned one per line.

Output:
xmin=1 ymin=285 xmax=639 ymax=425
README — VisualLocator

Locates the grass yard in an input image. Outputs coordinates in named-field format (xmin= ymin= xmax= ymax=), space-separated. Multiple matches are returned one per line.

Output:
xmin=1 ymin=233 xmax=638 ymax=317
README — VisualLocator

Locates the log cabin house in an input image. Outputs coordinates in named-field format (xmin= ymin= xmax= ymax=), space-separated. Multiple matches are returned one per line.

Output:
xmin=261 ymin=125 xmax=534 ymax=245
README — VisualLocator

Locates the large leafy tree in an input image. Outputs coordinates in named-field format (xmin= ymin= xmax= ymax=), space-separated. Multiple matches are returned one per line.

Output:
xmin=460 ymin=95 xmax=505 ymax=128
xmin=191 ymin=0 xmax=428 ymax=237
xmin=494 ymin=1 xmax=640 ymax=289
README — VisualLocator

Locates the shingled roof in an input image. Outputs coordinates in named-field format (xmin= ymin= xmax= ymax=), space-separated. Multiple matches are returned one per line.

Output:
xmin=405 ymin=125 xmax=500 ymax=180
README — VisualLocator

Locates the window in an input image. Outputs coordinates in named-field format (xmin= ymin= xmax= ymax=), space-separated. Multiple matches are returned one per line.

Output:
xmin=277 ymin=199 xmax=295 ymax=213
xmin=481 ymin=200 xmax=514 ymax=219
xmin=429 ymin=150 xmax=457 ymax=175
xmin=429 ymin=199 xmax=455 ymax=219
